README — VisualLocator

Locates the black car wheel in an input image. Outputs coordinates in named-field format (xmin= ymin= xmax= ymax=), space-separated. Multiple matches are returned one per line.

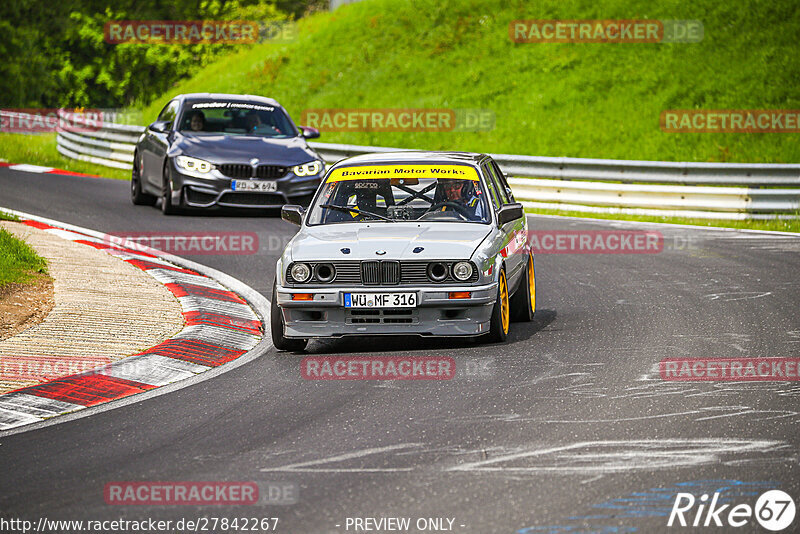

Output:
xmin=510 ymin=253 xmax=535 ymax=322
xmin=161 ymin=161 xmax=180 ymax=215
xmin=271 ymin=280 xmax=308 ymax=352
xmin=486 ymin=267 xmax=510 ymax=343
xmin=131 ymin=155 xmax=156 ymax=206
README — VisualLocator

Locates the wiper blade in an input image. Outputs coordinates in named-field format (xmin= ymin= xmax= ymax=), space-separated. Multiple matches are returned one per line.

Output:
xmin=319 ymin=204 xmax=394 ymax=222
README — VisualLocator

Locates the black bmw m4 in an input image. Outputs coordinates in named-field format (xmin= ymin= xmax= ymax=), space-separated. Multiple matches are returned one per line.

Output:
xmin=131 ymin=93 xmax=324 ymax=214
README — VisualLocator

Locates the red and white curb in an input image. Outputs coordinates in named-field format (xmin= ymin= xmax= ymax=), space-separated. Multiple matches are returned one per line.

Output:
xmin=0 ymin=162 xmax=99 ymax=178
xmin=0 ymin=217 xmax=265 ymax=431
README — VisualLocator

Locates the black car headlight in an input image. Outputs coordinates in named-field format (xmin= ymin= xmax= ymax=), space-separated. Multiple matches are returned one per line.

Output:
xmin=176 ymin=155 xmax=214 ymax=174
xmin=292 ymin=160 xmax=323 ymax=177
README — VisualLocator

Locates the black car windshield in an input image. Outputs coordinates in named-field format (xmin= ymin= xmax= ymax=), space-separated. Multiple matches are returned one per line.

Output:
xmin=178 ymin=100 xmax=297 ymax=138
xmin=307 ymin=163 xmax=490 ymax=225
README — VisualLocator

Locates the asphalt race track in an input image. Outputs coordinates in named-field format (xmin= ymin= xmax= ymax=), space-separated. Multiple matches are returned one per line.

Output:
xmin=1 ymin=167 xmax=799 ymax=533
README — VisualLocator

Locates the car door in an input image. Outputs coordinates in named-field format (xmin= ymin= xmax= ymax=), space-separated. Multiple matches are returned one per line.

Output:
xmin=142 ymin=100 xmax=179 ymax=191
xmin=483 ymin=159 xmax=526 ymax=288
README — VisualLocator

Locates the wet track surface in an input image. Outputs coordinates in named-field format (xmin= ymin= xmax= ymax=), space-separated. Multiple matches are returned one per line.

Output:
xmin=1 ymin=168 xmax=799 ymax=532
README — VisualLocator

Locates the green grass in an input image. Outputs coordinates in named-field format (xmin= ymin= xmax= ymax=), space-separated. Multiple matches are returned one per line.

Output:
xmin=525 ymin=207 xmax=800 ymax=233
xmin=0 ymin=133 xmax=129 ymax=180
xmin=140 ymin=0 xmax=799 ymax=163
xmin=0 ymin=226 xmax=48 ymax=288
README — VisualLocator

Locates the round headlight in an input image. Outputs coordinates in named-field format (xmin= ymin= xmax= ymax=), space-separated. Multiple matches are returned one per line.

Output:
xmin=452 ymin=261 xmax=474 ymax=281
xmin=314 ymin=263 xmax=336 ymax=283
xmin=427 ymin=262 xmax=448 ymax=282
xmin=290 ymin=263 xmax=311 ymax=283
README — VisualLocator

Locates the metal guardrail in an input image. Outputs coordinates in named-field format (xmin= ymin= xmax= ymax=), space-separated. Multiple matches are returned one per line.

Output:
xmin=16 ymin=110 xmax=797 ymax=219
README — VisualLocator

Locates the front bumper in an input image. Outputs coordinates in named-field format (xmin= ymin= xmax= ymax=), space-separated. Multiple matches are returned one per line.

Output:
xmin=276 ymin=283 xmax=498 ymax=338
xmin=170 ymin=164 xmax=322 ymax=208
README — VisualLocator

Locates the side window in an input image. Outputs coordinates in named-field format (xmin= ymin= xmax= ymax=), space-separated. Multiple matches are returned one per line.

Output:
xmin=480 ymin=164 xmax=502 ymax=210
xmin=487 ymin=161 xmax=512 ymax=204
xmin=158 ymin=101 xmax=179 ymax=125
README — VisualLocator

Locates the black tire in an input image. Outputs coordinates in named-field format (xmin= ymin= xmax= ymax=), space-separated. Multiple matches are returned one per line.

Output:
xmin=270 ymin=281 xmax=308 ymax=352
xmin=510 ymin=254 xmax=535 ymax=322
xmin=131 ymin=154 xmax=157 ymax=206
xmin=161 ymin=161 xmax=180 ymax=215
xmin=486 ymin=268 xmax=510 ymax=343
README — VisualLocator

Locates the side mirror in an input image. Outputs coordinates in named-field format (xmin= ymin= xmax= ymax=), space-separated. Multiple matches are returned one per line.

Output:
xmin=281 ymin=205 xmax=305 ymax=226
xmin=149 ymin=121 xmax=170 ymax=133
xmin=497 ymin=203 xmax=524 ymax=225
xmin=299 ymin=126 xmax=320 ymax=139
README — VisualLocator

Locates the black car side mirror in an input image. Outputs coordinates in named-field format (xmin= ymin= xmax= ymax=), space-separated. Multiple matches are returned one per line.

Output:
xmin=299 ymin=126 xmax=320 ymax=139
xmin=149 ymin=121 xmax=170 ymax=133
xmin=281 ymin=205 xmax=305 ymax=226
xmin=497 ymin=203 xmax=524 ymax=225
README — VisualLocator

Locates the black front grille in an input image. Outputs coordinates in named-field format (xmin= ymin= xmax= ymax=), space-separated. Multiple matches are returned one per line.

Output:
xmin=218 ymin=192 xmax=282 ymax=206
xmin=361 ymin=261 xmax=381 ymax=285
xmin=381 ymin=262 xmax=400 ymax=285
xmin=218 ymin=164 xmax=287 ymax=179
xmin=347 ymin=309 xmax=415 ymax=325
xmin=401 ymin=262 xmax=479 ymax=284
xmin=256 ymin=165 xmax=287 ymax=179
xmin=218 ymin=164 xmax=251 ymax=179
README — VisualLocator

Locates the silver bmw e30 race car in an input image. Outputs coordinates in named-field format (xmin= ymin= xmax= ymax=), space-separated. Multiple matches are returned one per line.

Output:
xmin=270 ymin=151 xmax=536 ymax=351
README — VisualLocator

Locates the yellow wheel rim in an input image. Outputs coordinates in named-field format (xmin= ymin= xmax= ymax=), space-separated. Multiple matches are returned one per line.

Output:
xmin=500 ymin=270 xmax=509 ymax=334
xmin=529 ymin=255 xmax=536 ymax=313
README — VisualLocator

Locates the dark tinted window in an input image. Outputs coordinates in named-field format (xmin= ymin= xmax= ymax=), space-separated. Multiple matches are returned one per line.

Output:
xmin=157 ymin=101 xmax=179 ymax=124
xmin=177 ymin=100 xmax=297 ymax=138
xmin=480 ymin=164 xmax=502 ymax=210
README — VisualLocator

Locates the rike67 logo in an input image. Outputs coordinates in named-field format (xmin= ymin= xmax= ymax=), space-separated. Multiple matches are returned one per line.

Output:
xmin=668 ymin=489 xmax=795 ymax=531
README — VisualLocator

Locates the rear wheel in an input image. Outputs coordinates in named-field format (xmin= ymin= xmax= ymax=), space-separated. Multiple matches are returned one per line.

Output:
xmin=131 ymin=155 xmax=156 ymax=206
xmin=510 ymin=254 xmax=535 ymax=322
xmin=270 ymin=280 xmax=308 ymax=352
xmin=486 ymin=268 xmax=510 ymax=343
xmin=161 ymin=162 xmax=180 ymax=215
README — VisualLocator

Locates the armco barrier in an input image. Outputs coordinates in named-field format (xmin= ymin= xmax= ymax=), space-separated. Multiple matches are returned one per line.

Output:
xmin=23 ymin=110 xmax=800 ymax=219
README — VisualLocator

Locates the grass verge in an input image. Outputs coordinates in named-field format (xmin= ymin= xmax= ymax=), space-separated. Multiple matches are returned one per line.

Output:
xmin=0 ymin=133 xmax=129 ymax=180
xmin=0 ymin=225 xmax=49 ymax=288
xmin=526 ymin=207 xmax=800 ymax=233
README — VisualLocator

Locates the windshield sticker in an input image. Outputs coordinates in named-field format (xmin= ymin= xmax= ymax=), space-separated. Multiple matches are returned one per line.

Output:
xmin=191 ymin=102 xmax=275 ymax=111
xmin=327 ymin=165 xmax=479 ymax=182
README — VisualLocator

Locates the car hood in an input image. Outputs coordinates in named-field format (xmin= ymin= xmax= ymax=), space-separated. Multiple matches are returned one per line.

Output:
xmin=170 ymin=133 xmax=319 ymax=166
xmin=289 ymin=223 xmax=491 ymax=261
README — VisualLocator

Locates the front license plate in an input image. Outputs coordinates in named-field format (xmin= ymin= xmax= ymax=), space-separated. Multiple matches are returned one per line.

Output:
xmin=345 ymin=292 xmax=417 ymax=308
xmin=232 ymin=180 xmax=277 ymax=192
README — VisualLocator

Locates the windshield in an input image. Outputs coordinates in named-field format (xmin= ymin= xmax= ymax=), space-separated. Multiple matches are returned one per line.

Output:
xmin=307 ymin=163 xmax=490 ymax=225
xmin=178 ymin=100 xmax=297 ymax=138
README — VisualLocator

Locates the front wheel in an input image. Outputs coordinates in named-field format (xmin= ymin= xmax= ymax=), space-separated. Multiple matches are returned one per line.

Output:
xmin=270 ymin=281 xmax=308 ymax=352
xmin=510 ymin=253 xmax=535 ymax=322
xmin=131 ymin=155 xmax=156 ymax=206
xmin=486 ymin=268 xmax=510 ymax=343
xmin=161 ymin=162 xmax=180 ymax=215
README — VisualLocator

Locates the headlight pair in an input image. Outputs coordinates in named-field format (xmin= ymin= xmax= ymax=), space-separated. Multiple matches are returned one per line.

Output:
xmin=175 ymin=155 xmax=213 ymax=174
xmin=290 ymin=262 xmax=335 ymax=283
xmin=292 ymin=160 xmax=323 ymax=177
